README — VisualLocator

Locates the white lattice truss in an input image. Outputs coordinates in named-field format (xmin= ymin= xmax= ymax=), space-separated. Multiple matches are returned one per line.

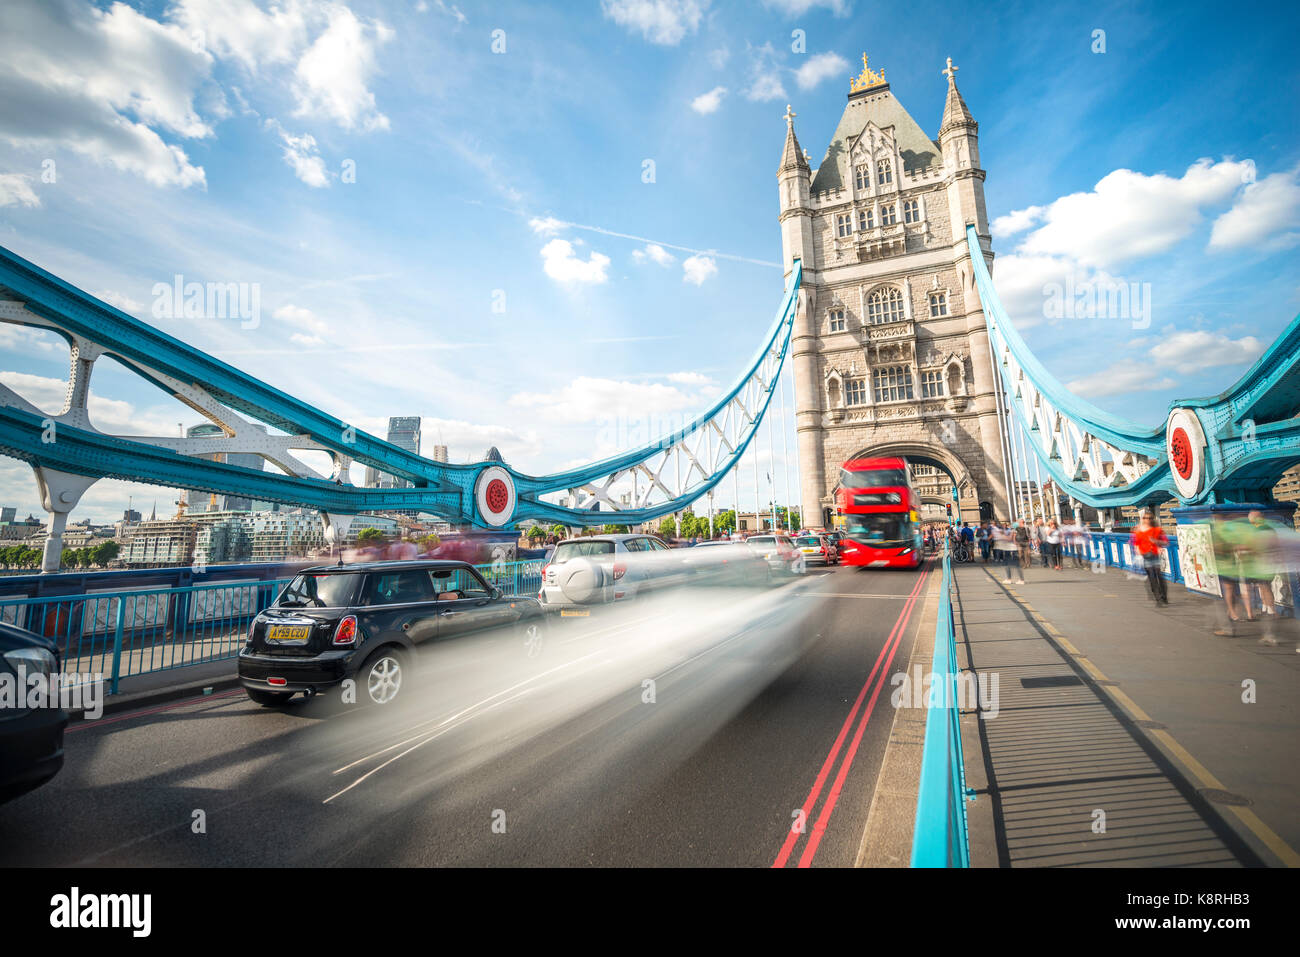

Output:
xmin=564 ymin=337 xmax=788 ymax=514
xmin=990 ymin=325 xmax=1155 ymax=497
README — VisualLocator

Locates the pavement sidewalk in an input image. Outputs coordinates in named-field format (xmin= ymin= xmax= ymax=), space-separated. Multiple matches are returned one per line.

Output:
xmin=69 ymin=658 xmax=240 ymax=721
xmin=952 ymin=558 xmax=1300 ymax=867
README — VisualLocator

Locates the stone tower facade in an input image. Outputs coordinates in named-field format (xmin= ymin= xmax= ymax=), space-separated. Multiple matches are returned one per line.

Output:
xmin=779 ymin=56 xmax=1010 ymax=529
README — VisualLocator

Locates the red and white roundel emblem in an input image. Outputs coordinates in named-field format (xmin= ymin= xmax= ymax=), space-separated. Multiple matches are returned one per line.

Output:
xmin=475 ymin=466 xmax=516 ymax=527
xmin=1165 ymin=408 xmax=1207 ymax=500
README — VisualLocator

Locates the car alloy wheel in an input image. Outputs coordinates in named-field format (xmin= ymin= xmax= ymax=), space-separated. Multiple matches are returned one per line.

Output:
xmin=364 ymin=651 xmax=404 ymax=705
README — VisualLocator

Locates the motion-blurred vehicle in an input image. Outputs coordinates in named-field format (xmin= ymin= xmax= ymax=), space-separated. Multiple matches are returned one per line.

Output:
xmin=835 ymin=456 xmax=923 ymax=569
xmin=793 ymin=534 xmax=839 ymax=567
xmin=538 ymin=534 xmax=689 ymax=612
xmin=744 ymin=534 xmax=806 ymax=577
xmin=684 ymin=540 xmax=777 ymax=585
xmin=238 ymin=561 xmax=546 ymax=707
xmin=0 ymin=623 xmax=67 ymax=805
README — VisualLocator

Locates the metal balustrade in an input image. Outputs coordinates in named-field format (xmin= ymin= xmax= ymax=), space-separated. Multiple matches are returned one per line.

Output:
xmin=0 ymin=561 xmax=546 ymax=694
xmin=911 ymin=544 xmax=973 ymax=867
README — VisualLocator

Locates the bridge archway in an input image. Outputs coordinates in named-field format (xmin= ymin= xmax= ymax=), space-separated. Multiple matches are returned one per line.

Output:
xmin=838 ymin=440 xmax=994 ymax=524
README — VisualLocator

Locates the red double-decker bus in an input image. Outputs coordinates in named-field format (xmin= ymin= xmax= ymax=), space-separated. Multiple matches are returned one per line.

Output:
xmin=835 ymin=456 xmax=923 ymax=569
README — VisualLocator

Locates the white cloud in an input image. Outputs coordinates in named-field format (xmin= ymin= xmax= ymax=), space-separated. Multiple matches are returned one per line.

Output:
xmin=762 ymin=0 xmax=851 ymax=13
xmin=0 ymin=173 xmax=39 ymax=208
xmin=1148 ymin=330 xmax=1265 ymax=372
xmin=289 ymin=332 xmax=324 ymax=347
xmin=540 ymin=239 xmax=610 ymax=284
xmin=292 ymin=5 xmax=392 ymax=131
xmin=991 ymin=205 xmax=1044 ymax=239
xmin=267 ymin=121 xmax=329 ymax=187
xmin=528 ymin=216 xmax=565 ymax=235
xmin=745 ymin=43 xmax=786 ymax=102
xmin=1011 ymin=159 xmax=1252 ymax=270
xmin=510 ymin=376 xmax=695 ymax=424
xmin=794 ymin=52 xmax=848 ymax=91
xmin=682 ymin=254 xmax=717 ymax=285
xmin=632 ymin=243 xmax=676 ymax=266
xmin=1209 ymin=167 xmax=1300 ymax=252
xmin=690 ymin=86 xmax=727 ymax=114
xmin=273 ymin=304 xmax=330 ymax=338
xmin=600 ymin=0 xmax=708 ymax=46
xmin=1065 ymin=361 xmax=1177 ymax=399
xmin=707 ymin=47 xmax=730 ymax=69
xmin=1065 ymin=328 xmax=1264 ymax=397
xmin=0 ymin=0 xmax=209 ymax=188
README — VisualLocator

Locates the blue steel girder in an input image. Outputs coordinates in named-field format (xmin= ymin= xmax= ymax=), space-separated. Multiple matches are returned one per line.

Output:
xmin=0 ymin=242 xmax=801 ymax=528
xmin=966 ymin=224 xmax=1300 ymax=508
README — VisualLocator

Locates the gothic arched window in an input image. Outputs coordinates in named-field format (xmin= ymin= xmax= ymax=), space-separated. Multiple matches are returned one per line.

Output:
xmin=866 ymin=286 xmax=905 ymax=324
xmin=854 ymin=165 xmax=869 ymax=190
xmin=877 ymin=158 xmax=893 ymax=185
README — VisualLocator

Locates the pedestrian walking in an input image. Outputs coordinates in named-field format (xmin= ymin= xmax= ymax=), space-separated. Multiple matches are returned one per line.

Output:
xmin=1046 ymin=519 xmax=1063 ymax=570
xmin=977 ymin=522 xmax=991 ymax=563
xmin=1014 ymin=519 xmax=1032 ymax=570
xmin=1130 ymin=510 xmax=1168 ymax=605
xmin=992 ymin=521 xmax=1023 ymax=584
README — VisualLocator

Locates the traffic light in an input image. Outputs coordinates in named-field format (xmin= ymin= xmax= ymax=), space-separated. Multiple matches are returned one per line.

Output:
xmin=945 ymin=503 xmax=952 ymax=518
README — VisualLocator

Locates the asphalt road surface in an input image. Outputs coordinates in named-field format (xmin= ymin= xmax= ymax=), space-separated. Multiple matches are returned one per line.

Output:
xmin=0 ymin=558 xmax=934 ymax=867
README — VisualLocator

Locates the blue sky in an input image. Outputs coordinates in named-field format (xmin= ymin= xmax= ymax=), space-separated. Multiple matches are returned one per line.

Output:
xmin=0 ymin=0 xmax=1297 ymax=523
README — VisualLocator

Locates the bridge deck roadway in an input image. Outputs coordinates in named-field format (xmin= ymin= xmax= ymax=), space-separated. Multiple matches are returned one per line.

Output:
xmin=0 ymin=564 xmax=934 ymax=867
xmin=953 ymin=557 xmax=1300 ymax=867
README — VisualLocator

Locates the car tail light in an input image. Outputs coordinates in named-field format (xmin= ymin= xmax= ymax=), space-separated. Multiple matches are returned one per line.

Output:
xmin=333 ymin=615 xmax=358 ymax=646
xmin=541 ymin=563 xmax=550 ymax=581
xmin=612 ymin=562 xmax=627 ymax=581
xmin=268 ymin=676 xmax=287 ymax=686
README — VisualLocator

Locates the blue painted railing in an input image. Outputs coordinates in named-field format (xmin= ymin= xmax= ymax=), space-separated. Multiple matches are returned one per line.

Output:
xmin=911 ymin=544 xmax=972 ymax=867
xmin=1084 ymin=532 xmax=1183 ymax=582
xmin=0 ymin=560 xmax=545 ymax=694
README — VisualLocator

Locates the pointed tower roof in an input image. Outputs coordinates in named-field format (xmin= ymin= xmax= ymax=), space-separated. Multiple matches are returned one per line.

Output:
xmin=810 ymin=58 xmax=940 ymax=193
xmin=779 ymin=104 xmax=810 ymax=174
xmin=939 ymin=57 xmax=976 ymax=135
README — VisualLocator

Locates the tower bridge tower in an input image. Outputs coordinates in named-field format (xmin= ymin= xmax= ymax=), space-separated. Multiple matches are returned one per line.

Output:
xmin=779 ymin=54 xmax=1010 ymax=528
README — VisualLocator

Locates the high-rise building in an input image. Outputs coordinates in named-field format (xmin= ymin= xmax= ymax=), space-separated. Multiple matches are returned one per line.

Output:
xmin=365 ymin=416 xmax=422 ymax=489
xmin=430 ymin=444 xmax=448 ymax=463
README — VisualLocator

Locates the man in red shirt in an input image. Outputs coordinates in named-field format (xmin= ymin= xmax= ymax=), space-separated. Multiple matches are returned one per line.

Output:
xmin=1130 ymin=510 xmax=1169 ymax=604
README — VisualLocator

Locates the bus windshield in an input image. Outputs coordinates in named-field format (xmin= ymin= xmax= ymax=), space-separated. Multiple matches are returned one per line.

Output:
xmin=840 ymin=467 xmax=907 ymax=488
xmin=843 ymin=514 xmax=912 ymax=548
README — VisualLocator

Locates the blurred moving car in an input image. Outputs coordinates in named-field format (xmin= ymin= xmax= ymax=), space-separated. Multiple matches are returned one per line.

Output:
xmin=539 ymin=534 xmax=694 ymax=612
xmin=744 ymin=534 xmax=806 ymax=577
xmin=0 ymin=623 xmax=67 ymax=805
xmin=239 ymin=560 xmax=546 ymax=707
xmin=684 ymin=540 xmax=776 ymax=585
xmin=793 ymin=534 xmax=839 ymax=567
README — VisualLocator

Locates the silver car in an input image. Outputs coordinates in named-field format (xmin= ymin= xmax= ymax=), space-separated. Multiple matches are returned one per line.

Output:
xmin=538 ymin=534 xmax=682 ymax=614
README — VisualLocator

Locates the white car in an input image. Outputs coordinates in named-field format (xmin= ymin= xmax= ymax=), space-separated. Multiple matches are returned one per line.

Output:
xmin=538 ymin=534 xmax=684 ymax=613
xmin=744 ymin=534 xmax=806 ymax=577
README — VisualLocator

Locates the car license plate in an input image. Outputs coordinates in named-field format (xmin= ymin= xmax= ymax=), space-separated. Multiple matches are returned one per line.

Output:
xmin=560 ymin=609 xmax=590 ymax=618
xmin=267 ymin=623 xmax=311 ymax=642
xmin=869 ymin=560 xmax=889 ymax=567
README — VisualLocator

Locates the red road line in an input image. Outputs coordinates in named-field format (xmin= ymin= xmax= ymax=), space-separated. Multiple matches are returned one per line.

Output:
xmin=66 ymin=688 xmax=245 ymax=732
xmin=795 ymin=565 xmax=928 ymax=867
xmin=771 ymin=561 xmax=930 ymax=868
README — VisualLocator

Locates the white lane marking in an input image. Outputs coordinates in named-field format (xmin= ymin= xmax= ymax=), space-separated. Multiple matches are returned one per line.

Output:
xmin=323 ymin=689 xmax=536 ymax=805
xmin=331 ymin=649 xmax=606 ymax=775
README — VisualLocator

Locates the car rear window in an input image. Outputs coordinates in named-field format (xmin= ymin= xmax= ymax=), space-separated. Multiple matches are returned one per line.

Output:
xmin=278 ymin=572 xmax=361 ymax=608
xmin=748 ymin=536 xmax=776 ymax=545
xmin=553 ymin=540 xmax=617 ymax=561
xmin=796 ymin=537 xmax=820 ymax=546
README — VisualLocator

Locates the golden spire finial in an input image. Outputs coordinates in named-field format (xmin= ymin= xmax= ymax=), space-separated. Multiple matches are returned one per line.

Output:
xmin=849 ymin=53 xmax=887 ymax=93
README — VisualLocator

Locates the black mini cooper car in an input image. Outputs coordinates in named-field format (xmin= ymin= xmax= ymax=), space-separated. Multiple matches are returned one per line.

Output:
xmin=238 ymin=560 xmax=546 ymax=707
xmin=0 ymin=622 xmax=67 ymax=804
